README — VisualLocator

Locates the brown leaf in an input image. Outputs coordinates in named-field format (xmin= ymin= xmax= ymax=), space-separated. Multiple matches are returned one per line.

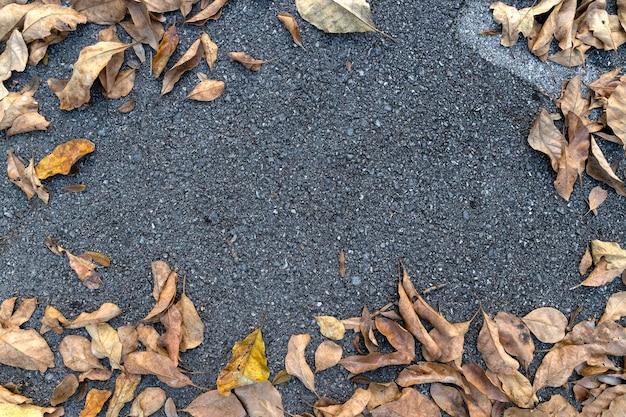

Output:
xmin=124 ymin=351 xmax=194 ymax=388
xmin=586 ymin=136 xmax=626 ymax=197
xmin=66 ymin=251 xmax=103 ymax=289
xmin=136 ymin=323 xmax=168 ymax=356
xmin=79 ymin=388 xmax=111 ymax=417
xmin=234 ymin=381 xmax=284 ymax=417
xmin=360 ymin=305 xmax=378 ymax=353
xmin=522 ymin=307 xmax=567 ymax=343
xmin=278 ymin=12 xmax=303 ymax=47
xmin=35 ymin=138 xmax=95 ymax=180
xmin=554 ymin=112 xmax=590 ymax=201
xmin=496 ymin=370 xmax=537 ymax=408
xmin=340 ymin=316 xmax=414 ymax=374
xmin=160 ymin=304 xmax=182 ymax=366
xmin=164 ymin=397 xmax=178 ymax=417
xmin=587 ymin=186 xmax=608 ymax=215
xmin=577 ymin=258 xmax=623 ymax=287
xmin=21 ymin=4 xmax=87 ymax=43
xmin=50 ymin=374 xmax=79 ymax=406
xmin=396 ymin=362 xmax=469 ymax=393
xmin=285 ymin=333 xmax=316 ymax=395
xmin=315 ymin=388 xmax=370 ymax=417
xmin=40 ymin=305 xmax=69 ymax=335
xmin=118 ymin=99 xmax=136 ymax=113
xmin=548 ymin=45 xmax=587 ymax=67
xmin=79 ymin=367 xmax=113 ymax=382
xmin=370 ymin=387 xmax=441 ymax=417
xmin=0 ymin=3 xmax=39 ymax=42
xmin=296 ymin=0 xmax=388 ymax=37
xmin=366 ymin=382 xmax=400 ymax=410
xmin=182 ymin=390 xmax=246 ymax=417
xmin=536 ymin=394 xmax=577 ymax=417
xmin=106 ymin=372 xmax=141 ymax=417
xmin=28 ymin=31 xmax=68 ymax=66
xmin=528 ymin=109 xmax=566 ymax=172
xmin=0 ymin=403 xmax=60 ymax=416
xmin=119 ymin=0 xmax=162 ymax=49
xmin=0 ymin=327 xmax=54 ymax=372
xmin=128 ymin=387 xmax=166 ymax=417
xmin=557 ymin=74 xmax=590 ymax=119
xmin=0 ymin=29 xmax=27 ymax=86
xmin=272 ymin=369 xmax=292 ymax=385
xmin=66 ymin=302 xmax=123 ymax=329
xmin=152 ymin=25 xmax=179 ymax=78
xmin=144 ymin=262 xmax=177 ymax=321
xmin=490 ymin=2 xmax=535 ymax=46
xmin=599 ymin=291 xmax=626 ymax=324
xmin=117 ymin=323 xmax=139 ymax=360
xmin=70 ymin=0 xmax=127 ymax=25
xmin=461 ymin=362 xmax=509 ymax=403
xmin=6 ymin=112 xmax=50 ymax=136
xmin=397 ymin=277 xmax=440 ymax=360
xmin=186 ymin=0 xmax=228 ymax=25
xmin=59 ymin=335 xmax=105 ymax=372
xmin=7 ymin=151 xmax=49 ymax=203
xmin=86 ymin=323 xmax=122 ymax=370
xmin=429 ymin=383 xmax=467 ymax=417
xmin=48 ymin=41 xmax=131 ymax=110
xmin=1 ymin=76 xmax=40 ymax=128
xmin=579 ymin=245 xmax=593 ymax=275
xmin=314 ymin=340 xmax=343 ymax=372
xmin=176 ymin=292 xmax=204 ymax=351
xmin=161 ymin=38 xmax=204 ymax=96
xmin=580 ymin=382 xmax=626 ymax=416
xmin=227 ymin=51 xmax=273 ymax=71
xmin=4 ymin=297 xmax=37 ymax=328
xmin=199 ymin=32 xmax=218 ymax=72
xmin=477 ymin=310 xmax=519 ymax=375
xmin=0 ymin=297 xmax=16 ymax=325
xmin=495 ymin=311 xmax=535 ymax=372
xmin=186 ymin=79 xmax=225 ymax=101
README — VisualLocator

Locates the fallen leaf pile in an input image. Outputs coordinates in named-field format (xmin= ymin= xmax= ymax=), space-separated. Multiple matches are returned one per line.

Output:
xmin=490 ymin=0 xmax=626 ymax=67
xmin=528 ymin=69 xmax=626 ymax=203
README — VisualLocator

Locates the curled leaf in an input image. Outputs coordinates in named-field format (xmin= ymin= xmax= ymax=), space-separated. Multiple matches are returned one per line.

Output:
xmin=278 ymin=12 xmax=303 ymax=47
xmin=35 ymin=138 xmax=95 ymax=180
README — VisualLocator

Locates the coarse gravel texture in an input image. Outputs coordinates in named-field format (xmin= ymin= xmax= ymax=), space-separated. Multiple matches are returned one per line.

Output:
xmin=2 ymin=0 xmax=626 ymax=415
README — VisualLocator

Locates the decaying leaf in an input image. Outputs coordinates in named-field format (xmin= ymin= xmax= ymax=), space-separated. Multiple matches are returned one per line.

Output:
xmin=429 ymin=383 xmax=465 ymax=417
xmin=217 ymin=328 xmax=270 ymax=394
xmin=79 ymin=388 xmax=111 ymax=417
xmin=315 ymin=315 xmax=345 ymax=340
xmin=7 ymin=151 xmax=49 ymax=203
xmin=48 ymin=41 xmax=131 ymax=110
xmin=554 ymin=112 xmax=590 ymax=201
xmin=106 ymin=372 xmax=141 ymax=417
xmin=128 ymin=387 xmax=166 ymax=417
xmin=587 ymin=186 xmax=609 ymax=216
xmin=50 ymin=374 xmax=79 ymax=406
xmin=40 ymin=305 xmax=69 ymax=335
xmin=272 ymin=369 xmax=292 ymax=385
xmin=182 ymin=390 xmax=246 ymax=417
xmin=598 ymin=291 xmax=626 ymax=324
xmin=278 ymin=12 xmax=303 ymax=47
xmin=315 ymin=340 xmax=343 ymax=372
xmin=490 ymin=2 xmax=536 ymax=47
xmin=495 ymin=311 xmax=535 ymax=373
xmin=2 ymin=297 xmax=37 ymax=329
xmin=199 ymin=32 xmax=218 ymax=71
xmin=370 ymin=387 xmax=440 ymax=417
xmin=296 ymin=0 xmax=388 ymax=37
xmin=70 ymin=0 xmax=127 ymax=25
xmin=119 ymin=0 xmax=162 ymax=50
xmin=176 ymin=291 xmax=204 ymax=352
xmin=35 ymin=138 xmax=95 ymax=180
xmin=522 ymin=307 xmax=567 ymax=343
xmin=164 ymin=397 xmax=178 ymax=417
xmin=144 ymin=261 xmax=177 ymax=322
xmin=160 ymin=304 xmax=182 ymax=366
xmin=0 ymin=327 xmax=54 ymax=372
xmin=396 ymin=361 xmax=468 ymax=391
xmin=586 ymin=136 xmax=626 ymax=197
xmin=315 ymin=388 xmax=370 ymax=417
xmin=152 ymin=25 xmax=179 ymax=78
xmin=6 ymin=112 xmax=50 ymax=136
xmin=528 ymin=109 xmax=566 ymax=172
xmin=285 ymin=333 xmax=316 ymax=395
xmin=66 ymin=302 xmax=122 ymax=329
xmin=59 ymin=335 xmax=106 ymax=372
xmin=85 ymin=323 xmax=122 ymax=370
xmin=234 ymin=381 xmax=284 ymax=417
xmin=186 ymin=0 xmax=228 ymax=25
xmin=161 ymin=38 xmax=204 ymax=96
xmin=21 ymin=4 xmax=87 ymax=43
xmin=124 ymin=351 xmax=194 ymax=388
xmin=118 ymin=99 xmax=136 ymax=113
xmin=477 ymin=310 xmax=519 ymax=375
xmin=186 ymin=79 xmax=225 ymax=101
xmin=228 ymin=51 xmax=274 ymax=71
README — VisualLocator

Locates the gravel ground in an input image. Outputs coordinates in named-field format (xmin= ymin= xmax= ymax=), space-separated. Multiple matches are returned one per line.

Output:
xmin=2 ymin=0 xmax=626 ymax=415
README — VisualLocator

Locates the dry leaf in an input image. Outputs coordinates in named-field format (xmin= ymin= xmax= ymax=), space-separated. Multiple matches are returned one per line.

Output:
xmin=296 ymin=0 xmax=387 ymax=37
xmin=278 ymin=12 xmax=303 ymax=47
xmin=586 ymin=136 xmax=626 ymax=197
xmin=314 ymin=315 xmax=345 ymax=340
xmin=587 ymin=186 xmax=608 ymax=215
xmin=316 ymin=388 xmax=370 ymax=417
xmin=164 ymin=397 xmax=178 ymax=417
xmin=40 ymin=305 xmax=69 ymax=335
xmin=66 ymin=302 xmax=122 ymax=329
xmin=35 ymin=138 xmax=95 ymax=180
xmin=496 ymin=370 xmax=537 ymax=408
xmin=106 ymin=372 xmax=140 ymax=417
xmin=0 ymin=403 xmax=60 ymax=417
xmin=124 ymin=351 xmax=194 ymax=388
xmin=182 ymin=390 xmax=246 ymax=417
xmin=0 ymin=3 xmax=39 ymax=42
xmin=370 ymin=387 xmax=440 ymax=417
xmin=144 ymin=262 xmax=177 ymax=322
xmin=118 ymin=99 xmax=135 ymax=113
xmin=152 ymin=25 xmax=179 ymax=78
xmin=579 ymin=245 xmax=593 ymax=275
xmin=522 ymin=307 xmax=567 ymax=343
xmin=216 ymin=328 xmax=270 ymax=394
xmin=234 ymin=381 xmax=284 ymax=417
xmin=340 ymin=316 xmax=414 ymax=374
xmin=227 ymin=51 xmax=273 ymax=71
xmin=186 ymin=79 xmax=225 ymax=101
xmin=0 ymin=327 xmax=54 ymax=372
xmin=85 ymin=323 xmax=122 ymax=370
xmin=161 ymin=38 xmax=203 ymax=96
xmin=128 ymin=387 xmax=166 ymax=417
xmin=599 ymin=291 xmax=626 ymax=324
xmin=591 ymin=240 xmax=626 ymax=270
xmin=176 ymin=292 xmax=204 ymax=351
xmin=3 ymin=297 xmax=37 ymax=328
xmin=0 ymin=29 xmax=27 ymax=86
xmin=160 ymin=304 xmax=182 ymax=366
xmin=186 ymin=0 xmax=228 ymax=25
xmin=554 ymin=112 xmax=590 ymax=200
xmin=429 ymin=383 xmax=466 ymax=417
xmin=461 ymin=362 xmax=509 ymax=403
xmin=119 ymin=0 xmax=162 ymax=50
xmin=50 ymin=374 xmax=79 ymax=406
xmin=284 ymin=333 xmax=316 ymax=395
xmin=48 ymin=41 xmax=131 ymax=110
xmin=605 ymin=82 xmax=626 ymax=145
xmin=495 ymin=311 xmax=535 ymax=373
xmin=79 ymin=388 xmax=111 ymax=417
xmin=490 ymin=2 xmax=536 ymax=46
xmin=397 ymin=278 xmax=440 ymax=360
xmin=117 ymin=323 xmax=139 ymax=360
xmin=315 ymin=340 xmax=343 ymax=372
xmin=70 ymin=0 xmax=127 ymax=25
xmin=21 ymin=4 xmax=87 ymax=43
xmin=7 ymin=151 xmax=49 ymax=203
xmin=396 ymin=362 xmax=468 ymax=392
xmin=136 ymin=323 xmax=168 ymax=356
xmin=367 ymin=381 xmax=401 ymax=410
xmin=59 ymin=335 xmax=105 ymax=372
xmin=199 ymin=32 xmax=218 ymax=71
xmin=272 ymin=369 xmax=292 ymax=385
xmin=6 ymin=112 xmax=49 ymax=136
xmin=528 ymin=109 xmax=566 ymax=172
xmin=66 ymin=251 xmax=103 ymax=289
xmin=477 ymin=310 xmax=519 ymax=375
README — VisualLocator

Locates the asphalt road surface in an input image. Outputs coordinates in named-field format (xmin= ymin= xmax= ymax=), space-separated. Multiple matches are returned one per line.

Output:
xmin=2 ymin=0 xmax=626 ymax=415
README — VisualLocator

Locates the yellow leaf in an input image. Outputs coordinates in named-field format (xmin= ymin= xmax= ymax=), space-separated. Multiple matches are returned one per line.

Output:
xmin=35 ymin=138 xmax=95 ymax=180
xmin=79 ymin=389 xmax=111 ymax=417
xmin=314 ymin=316 xmax=345 ymax=340
xmin=0 ymin=403 xmax=58 ymax=417
xmin=217 ymin=328 xmax=270 ymax=395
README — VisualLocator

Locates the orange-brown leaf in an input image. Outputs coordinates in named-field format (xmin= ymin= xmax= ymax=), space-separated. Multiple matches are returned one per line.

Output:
xmin=186 ymin=0 xmax=228 ymax=25
xmin=0 ymin=327 xmax=54 ymax=372
xmin=50 ymin=374 xmax=79 ymax=406
xmin=152 ymin=25 xmax=179 ymax=78
xmin=124 ymin=351 xmax=194 ymax=388
xmin=477 ymin=310 xmax=519 ymax=374
xmin=315 ymin=340 xmax=343 ymax=372
xmin=228 ymin=51 xmax=274 ymax=71
xmin=200 ymin=32 xmax=218 ymax=71
xmin=161 ymin=38 xmax=204 ymax=96
xmin=7 ymin=151 xmax=49 ymax=203
xmin=278 ymin=12 xmax=303 ymax=47
xmin=79 ymin=388 xmax=111 ymax=417
xmin=186 ymin=79 xmax=225 ymax=101
xmin=66 ymin=302 xmax=122 ymax=329
xmin=285 ymin=333 xmax=316 ymax=395
xmin=495 ymin=311 xmax=535 ymax=373
xmin=35 ymin=138 xmax=95 ymax=180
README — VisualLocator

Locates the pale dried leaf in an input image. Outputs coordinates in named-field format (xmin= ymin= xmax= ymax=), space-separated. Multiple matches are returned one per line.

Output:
xmin=314 ymin=316 xmax=345 ymax=340
xmin=59 ymin=335 xmax=105 ymax=372
xmin=587 ymin=186 xmax=608 ymax=215
xmin=586 ymin=136 xmax=626 ymax=197
xmin=314 ymin=340 xmax=343 ymax=372
xmin=0 ymin=327 xmax=54 ymax=372
xmin=182 ymin=390 xmax=246 ymax=417
xmin=200 ymin=32 xmax=218 ymax=71
xmin=370 ymin=388 xmax=440 ymax=417
xmin=161 ymin=38 xmax=203 ymax=96
xmin=22 ymin=4 xmax=87 ymax=43
xmin=86 ymin=323 xmax=122 ymax=370
xmin=124 ymin=351 xmax=193 ymax=388
xmin=528 ymin=109 xmax=566 ymax=172
xmin=477 ymin=310 xmax=519 ymax=374
xmin=285 ymin=333 xmax=316 ymax=395
xmin=80 ymin=388 xmax=111 ymax=417
xmin=128 ymin=387 xmax=166 ymax=417
xmin=67 ymin=303 xmax=122 ymax=329
xmin=105 ymin=372 xmax=140 ymax=417
xmin=599 ymin=291 xmax=626 ymax=324
xmin=234 ymin=381 xmax=284 ymax=417
xmin=278 ymin=12 xmax=303 ymax=47
xmin=522 ymin=307 xmax=567 ymax=344
xmin=186 ymin=79 xmax=225 ymax=101
xmin=296 ymin=0 xmax=385 ymax=36
xmin=495 ymin=311 xmax=535 ymax=372
xmin=70 ymin=0 xmax=127 ymax=25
